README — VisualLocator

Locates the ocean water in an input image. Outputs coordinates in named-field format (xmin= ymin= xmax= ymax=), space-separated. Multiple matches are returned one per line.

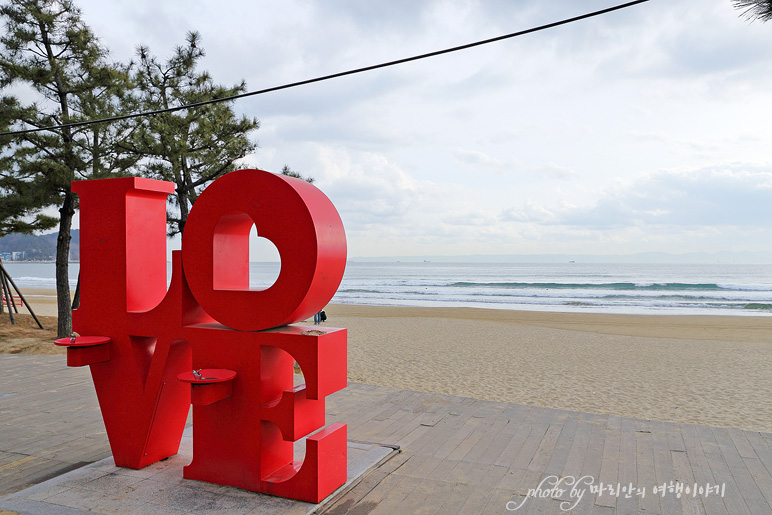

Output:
xmin=334 ymin=262 xmax=772 ymax=316
xmin=6 ymin=261 xmax=772 ymax=316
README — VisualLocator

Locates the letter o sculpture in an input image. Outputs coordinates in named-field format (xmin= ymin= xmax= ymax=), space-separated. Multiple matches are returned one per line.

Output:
xmin=182 ymin=169 xmax=346 ymax=331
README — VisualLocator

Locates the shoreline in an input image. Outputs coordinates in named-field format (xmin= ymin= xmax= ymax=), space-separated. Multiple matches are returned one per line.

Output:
xmin=9 ymin=289 xmax=772 ymax=432
xmin=12 ymin=287 xmax=772 ymax=323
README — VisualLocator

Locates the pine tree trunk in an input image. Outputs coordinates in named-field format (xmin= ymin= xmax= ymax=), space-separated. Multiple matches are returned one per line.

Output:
xmin=0 ymin=261 xmax=4 ymax=315
xmin=176 ymin=185 xmax=189 ymax=236
xmin=56 ymin=191 xmax=74 ymax=338
xmin=71 ymin=273 xmax=80 ymax=310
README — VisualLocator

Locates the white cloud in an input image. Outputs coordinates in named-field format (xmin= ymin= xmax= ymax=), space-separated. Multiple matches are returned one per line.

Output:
xmin=314 ymin=147 xmax=423 ymax=226
xmin=47 ymin=0 xmax=772 ymax=258
xmin=453 ymin=148 xmax=509 ymax=173
xmin=532 ymin=164 xmax=578 ymax=180
xmin=508 ymin=164 xmax=772 ymax=229
xmin=453 ymin=149 xmax=577 ymax=180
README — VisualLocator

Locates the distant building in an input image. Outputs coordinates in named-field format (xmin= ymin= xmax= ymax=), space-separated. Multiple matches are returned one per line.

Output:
xmin=1 ymin=251 xmax=26 ymax=261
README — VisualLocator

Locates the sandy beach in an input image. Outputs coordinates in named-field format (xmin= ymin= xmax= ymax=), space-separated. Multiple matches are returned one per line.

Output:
xmin=7 ymin=288 xmax=61 ymax=317
xmin=7 ymin=288 xmax=772 ymax=433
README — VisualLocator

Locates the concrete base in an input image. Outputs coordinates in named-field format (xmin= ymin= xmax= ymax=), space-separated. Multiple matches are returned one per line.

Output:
xmin=0 ymin=426 xmax=397 ymax=515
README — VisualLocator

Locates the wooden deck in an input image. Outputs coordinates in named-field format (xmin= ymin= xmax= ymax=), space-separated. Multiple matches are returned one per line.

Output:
xmin=2 ymin=354 xmax=772 ymax=514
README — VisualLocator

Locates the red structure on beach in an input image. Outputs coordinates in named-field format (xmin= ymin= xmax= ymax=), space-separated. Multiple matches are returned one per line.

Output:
xmin=57 ymin=169 xmax=348 ymax=503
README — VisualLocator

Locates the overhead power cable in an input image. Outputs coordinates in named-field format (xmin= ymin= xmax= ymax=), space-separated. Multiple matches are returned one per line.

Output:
xmin=0 ymin=0 xmax=650 ymax=137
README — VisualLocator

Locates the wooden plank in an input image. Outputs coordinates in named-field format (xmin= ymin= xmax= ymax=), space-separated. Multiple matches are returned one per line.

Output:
xmin=353 ymin=406 xmax=407 ymax=436
xmin=324 ymin=452 xmax=411 ymax=513
xmin=634 ymin=423 xmax=659 ymax=513
xmin=370 ymin=409 xmax=425 ymax=442
xmin=670 ymin=448 xmax=706 ymax=515
xmin=460 ymin=416 xmax=512 ymax=464
xmin=561 ymin=489 xmax=594 ymax=515
xmin=515 ymin=468 xmax=543 ymax=497
xmin=649 ymin=420 xmax=685 ymax=515
xmin=494 ymin=422 xmax=536 ymax=468
xmin=441 ymin=460 xmax=491 ymax=486
xmin=692 ymin=425 xmax=741 ymax=515
xmin=560 ymin=421 xmax=590 ymax=479
xmin=545 ymin=423 xmax=604 ymax=515
xmin=743 ymin=431 xmax=772 ymax=501
xmin=606 ymin=415 xmax=622 ymax=432
xmin=480 ymin=464 xmax=508 ymax=489
xmin=521 ymin=494 xmax=553 ymax=514
xmin=0 ymin=456 xmax=89 ymax=497
xmin=481 ymin=488 xmax=516 ymax=515
xmin=579 ymin=424 xmax=606 ymax=483
xmin=410 ymin=419 xmax=458 ymax=457
xmin=681 ymin=424 xmax=729 ymax=515
xmin=455 ymin=484 xmax=497 ymax=514
xmin=370 ymin=391 xmax=419 ymax=421
xmin=711 ymin=426 xmax=769 ymax=514
xmin=497 ymin=466 xmax=528 ymax=492
xmin=383 ymin=415 xmax=431 ymax=446
xmin=499 ymin=404 xmax=533 ymax=434
xmin=392 ymin=423 xmax=433 ymax=450
xmin=388 ymin=453 xmax=429 ymax=478
xmin=727 ymin=428 xmax=759 ymax=460
xmin=445 ymin=407 xmax=484 ymax=431
xmin=0 ymin=451 xmax=28 ymax=468
xmin=478 ymin=424 xmax=520 ymax=465
xmin=741 ymin=455 xmax=772 ymax=509
xmin=595 ymin=429 xmax=620 ymax=509
xmin=366 ymin=474 xmax=421 ymax=514
xmin=508 ymin=424 xmax=550 ymax=471
xmin=542 ymin=419 xmax=577 ymax=477
xmin=527 ymin=424 xmax=563 ymax=475
xmin=664 ymin=420 xmax=687 ymax=453
xmin=435 ymin=482 xmax=476 ymax=515
xmin=444 ymin=429 xmax=487 ymax=462
xmin=431 ymin=423 xmax=477 ymax=460
xmin=615 ymin=418 xmax=638 ymax=514
xmin=592 ymin=505 xmax=616 ymax=515
xmin=404 ymin=456 xmax=446 ymax=480
xmin=541 ymin=419 xmax=583 ymax=506
xmin=388 ymin=476 xmax=454 ymax=515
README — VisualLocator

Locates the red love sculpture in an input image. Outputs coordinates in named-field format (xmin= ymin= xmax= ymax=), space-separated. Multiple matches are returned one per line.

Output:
xmin=66 ymin=169 xmax=347 ymax=503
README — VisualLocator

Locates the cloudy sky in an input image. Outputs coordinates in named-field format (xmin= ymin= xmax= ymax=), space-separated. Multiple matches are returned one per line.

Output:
xmin=72 ymin=0 xmax=772 ymax=260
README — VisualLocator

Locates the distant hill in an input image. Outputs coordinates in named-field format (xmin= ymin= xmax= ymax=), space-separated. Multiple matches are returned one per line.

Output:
xmin=0 ymin=230 xmax=79 ymax=261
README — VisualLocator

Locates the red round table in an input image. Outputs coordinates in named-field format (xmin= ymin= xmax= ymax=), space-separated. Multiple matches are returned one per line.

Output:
xmin=178 ymin=369 xmax=237 ymax=406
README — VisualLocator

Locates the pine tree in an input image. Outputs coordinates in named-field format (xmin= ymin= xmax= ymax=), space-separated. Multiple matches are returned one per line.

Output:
xmin=0 ymin=0 xmax=135 ymax=336
xmin=123 ymin=31 xmax=260 ymax=236
xmin=733 ymin=0 xmax=772 ymax=22
xmin=280 ymin=165 xmax=314 ymax=183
